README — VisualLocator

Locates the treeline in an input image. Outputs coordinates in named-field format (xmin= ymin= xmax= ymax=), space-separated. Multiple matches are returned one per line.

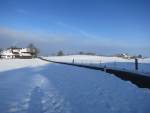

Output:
xmin=53 ymin=50 xmax=96 ymax=56
xmin=53 ymin=51 xmax=144 ymax=59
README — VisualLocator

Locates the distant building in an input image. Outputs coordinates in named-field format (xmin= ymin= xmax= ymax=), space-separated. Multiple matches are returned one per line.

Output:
xmin=0 ymin=48 xmax=36 ymax=59
xmin=121 ymin=53 xmax=131 ymax=59
xmin=116 ymin=53 xmax=131 ymax=59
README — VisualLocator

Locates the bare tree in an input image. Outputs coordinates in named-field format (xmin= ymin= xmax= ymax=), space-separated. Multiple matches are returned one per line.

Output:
xmin=79 ymin=51 xmax=84 ymax=55
xmin=0 ymin=48 xmax=2 ymax=58
xmin=57 ymin=50 xmax=64 ymax=56
xmin=138 ymin=54 xmax=142 ymax=58
xmin=0 ymin=48 xmax=2 ymax=52
xmin=27 ymin=43 xmax=40 ymax=57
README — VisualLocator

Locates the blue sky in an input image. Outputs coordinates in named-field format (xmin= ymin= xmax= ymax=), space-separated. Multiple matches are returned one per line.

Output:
xmin=0 ymin=0 xmax=150 ymax=56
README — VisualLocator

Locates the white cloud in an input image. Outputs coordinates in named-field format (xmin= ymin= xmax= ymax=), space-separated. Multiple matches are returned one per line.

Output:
xmin=0 ymin=27 xmax=149 ymax=56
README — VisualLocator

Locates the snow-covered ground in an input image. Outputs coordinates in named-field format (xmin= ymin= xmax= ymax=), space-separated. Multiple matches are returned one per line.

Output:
xmin=43 ymin=55 xmax=150 ymax=63
xmin=43 ymin=55 xmax=150 ymax=74
xmin=0 ymin=59 xmax=150 ymax=113
xmin=0 ymin=58 xmax=49 ymax=72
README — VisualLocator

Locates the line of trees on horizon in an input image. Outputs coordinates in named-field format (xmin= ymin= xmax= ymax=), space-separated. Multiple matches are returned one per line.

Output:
xmin=54 ymin=50 xmax=96 ymax=56
xmin=52 ymin=50 xmax=145 ymax=59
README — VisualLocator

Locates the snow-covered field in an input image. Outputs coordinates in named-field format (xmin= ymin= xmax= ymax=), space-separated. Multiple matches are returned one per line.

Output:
xmin=0 ymin=58 xmax=49 ymax=72
xmin=43 ymin=55 xmax=150 ymax=63
xmin=0 ymin=58 xmax=150 ymax=113
xmin=44 ymin=55 xmax=150 ymax=74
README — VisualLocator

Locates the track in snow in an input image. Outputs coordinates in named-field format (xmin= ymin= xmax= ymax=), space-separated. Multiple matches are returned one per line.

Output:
xmin=0 ymin=68 xmax=72 ymax=113
xmin=0 ymin=63 xmax=150 ymax=113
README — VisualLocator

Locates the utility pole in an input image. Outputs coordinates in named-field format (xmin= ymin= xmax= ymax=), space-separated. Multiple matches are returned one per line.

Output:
xmin=135 ymin=58 xmax=138 ymax=71
xmin=72 ymin=58 xmax=74 ymax=64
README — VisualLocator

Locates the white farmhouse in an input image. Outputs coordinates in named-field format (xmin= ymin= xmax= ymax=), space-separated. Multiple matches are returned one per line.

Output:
xmin=19 ymin=48 xmax=36 ymax=58
xmin=122 ymin=53 xmax=130 ymax=59
xmin=1 ymin=48 xmax=18 ymax=59
xmin=0 ymin=48 xmax=36 ymax=59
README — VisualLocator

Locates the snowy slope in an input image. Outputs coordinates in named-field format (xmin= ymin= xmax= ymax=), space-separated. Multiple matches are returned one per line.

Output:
xmin=44 ymin=55 xmax=150 ymax=63
xmin=0 ymin=58 xmax=49 ymax=72
xmin=44 ymin=55 xmax=134 ymax=63
xmin=43 ymin=55 xmax=150 ymax=73
xmin=0 ymin=62 xmax=150 ymax=113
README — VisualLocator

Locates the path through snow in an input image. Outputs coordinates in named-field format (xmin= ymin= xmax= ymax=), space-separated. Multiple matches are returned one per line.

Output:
xmin=0 ymin=61 xmax=150 ymax=113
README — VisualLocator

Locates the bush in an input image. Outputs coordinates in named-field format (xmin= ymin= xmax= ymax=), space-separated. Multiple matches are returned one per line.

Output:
xmin=57 ymin=50 xmax=64 ymax=56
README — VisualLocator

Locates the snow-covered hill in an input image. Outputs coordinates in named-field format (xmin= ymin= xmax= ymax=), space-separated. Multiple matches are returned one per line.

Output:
xmin=44 ymin=55 xmax=150 ymax=63
xmin=43 ymin=55 xmax=150 ymax=73
xmin=44 ymin=55 xmax=134 ymax=63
